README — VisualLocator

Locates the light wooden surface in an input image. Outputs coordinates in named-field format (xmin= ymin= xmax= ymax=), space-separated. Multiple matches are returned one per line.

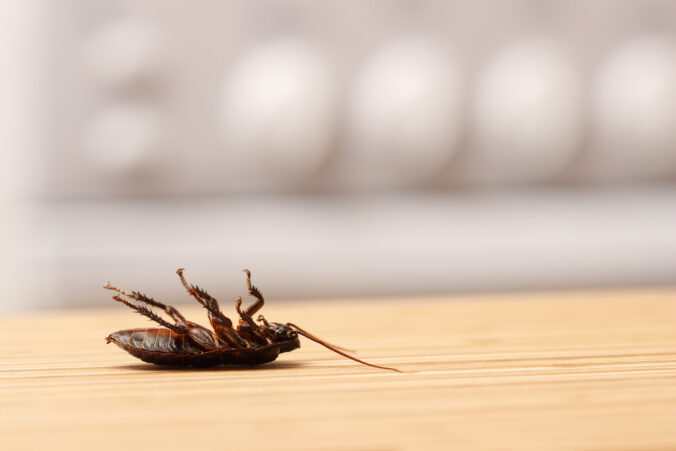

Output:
xmin=1 ymin=289 xmax=675 ymax=450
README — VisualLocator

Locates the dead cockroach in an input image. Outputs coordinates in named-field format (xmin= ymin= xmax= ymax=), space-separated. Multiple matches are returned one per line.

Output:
xmin=105 ymin=268 xmax=401 ymax=372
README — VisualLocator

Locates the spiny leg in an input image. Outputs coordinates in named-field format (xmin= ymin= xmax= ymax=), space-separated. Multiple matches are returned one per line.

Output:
xmin=176 ymin=268 xmax=233 ymax=326
xmin=104 ymin=282 xmax=187 ymax=323
xmin=236 ymin=297 xmax=268 ymax=346
xmin=236 ymin=297 xmax=257 ymax=328
xmin=243 ymin=269 xmax=265 ymax=316
xmin=110 ymin=295 xmax=189 ymax=334
xmin=176 ymin=269 xmax=247 ymax=348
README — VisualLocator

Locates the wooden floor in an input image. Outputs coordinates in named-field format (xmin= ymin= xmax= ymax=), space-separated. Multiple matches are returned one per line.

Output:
xmin=1 ymin=289 xmax=675 ymax=450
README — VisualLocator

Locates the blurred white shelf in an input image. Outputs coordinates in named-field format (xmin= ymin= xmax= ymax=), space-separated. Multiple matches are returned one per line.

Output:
xmin=27 ymin=185 xmax=676 ymax=311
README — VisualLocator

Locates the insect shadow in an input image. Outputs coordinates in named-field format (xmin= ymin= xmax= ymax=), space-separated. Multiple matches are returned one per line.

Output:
xmin=118 ymin=360 xmax=306 ymax=372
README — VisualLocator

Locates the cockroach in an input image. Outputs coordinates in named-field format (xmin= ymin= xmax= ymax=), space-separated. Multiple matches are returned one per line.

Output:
xmin=105 ymin=268 xmax=401 ymax=372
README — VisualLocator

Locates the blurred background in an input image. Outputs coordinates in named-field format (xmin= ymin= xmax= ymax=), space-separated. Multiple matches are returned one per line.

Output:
xmin=1 ymin=0 xmax=675 ymax=313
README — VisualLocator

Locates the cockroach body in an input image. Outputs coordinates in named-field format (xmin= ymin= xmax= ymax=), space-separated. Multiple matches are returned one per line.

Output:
xmin=105 ymin=269 xmax=400 ymax=372
xmin=107 ymin=327 xmax=300 ymax=367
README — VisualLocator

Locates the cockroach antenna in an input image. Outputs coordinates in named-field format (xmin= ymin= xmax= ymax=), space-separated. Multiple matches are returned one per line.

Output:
xmin=286 ymin=322 xmax=403 ymax=372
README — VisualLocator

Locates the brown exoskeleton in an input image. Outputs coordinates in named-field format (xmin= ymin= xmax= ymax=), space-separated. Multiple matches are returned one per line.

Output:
xmin=105 ymin=269 xmax=401 ymax=372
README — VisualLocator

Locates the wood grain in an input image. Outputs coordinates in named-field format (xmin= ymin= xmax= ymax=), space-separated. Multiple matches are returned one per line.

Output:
xmin=1 ymin=289 xmax=675 ymax=450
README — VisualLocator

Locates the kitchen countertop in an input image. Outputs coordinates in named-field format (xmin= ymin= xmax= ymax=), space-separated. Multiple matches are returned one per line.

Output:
xmin=2 ymin=289 xmax=675 ymax=450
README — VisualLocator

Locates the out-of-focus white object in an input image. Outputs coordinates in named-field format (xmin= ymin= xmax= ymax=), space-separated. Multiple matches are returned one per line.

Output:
xmin=346 ymin=37 xmax=462 ymax=186
xmin=219 ymin=37 xmax=336 ymax=186
xmin=467 ymin=37 xmax=583 ymax=184
xmin=83 ymin=104 xmax=165 ymax=173
xmin=590 ymin=35 xmax=676 ymax=180
xmin=83 ymin=18 xmax=164 ymax=89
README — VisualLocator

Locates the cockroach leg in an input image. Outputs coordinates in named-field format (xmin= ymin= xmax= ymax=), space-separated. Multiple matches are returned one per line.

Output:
xmin=236 ymin=297 xmax=268 ymax=346
xmin=176 ymin=268 xmax=233 ymax=327
xmin=242 ymin=269 xmax=265 ymax=317
xmin=176 ymin=269 xmax=248 ymax=348
xmin=176 ymin=268 xmax=214 ymax=309
xmin=111 ymin=295 xmax=189 ymax=334
xmin=257 ymin=315 xmax=270 ymax=327
xmin=236 ymin=297 xmax=256 ymax=327
xmin=104 ymin=282 xmax=187 ymax=323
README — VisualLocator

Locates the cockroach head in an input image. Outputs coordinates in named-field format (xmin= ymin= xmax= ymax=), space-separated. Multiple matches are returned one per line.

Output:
xmin=267 ymin=322 xmax=298 ymax=341
xmin=256 ymin=315 xmax=297 ymax=342
xmin=260 ymin=321 xmax=299 ymax=353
